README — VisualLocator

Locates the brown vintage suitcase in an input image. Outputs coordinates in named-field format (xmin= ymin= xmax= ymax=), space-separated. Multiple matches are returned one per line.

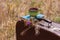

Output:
xmin=16 ymin=20 xmax=60 ymax=40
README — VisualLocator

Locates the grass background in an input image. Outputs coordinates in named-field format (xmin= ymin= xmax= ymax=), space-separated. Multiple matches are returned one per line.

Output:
xmin=0 ymin=0 xmax=60 ymax=40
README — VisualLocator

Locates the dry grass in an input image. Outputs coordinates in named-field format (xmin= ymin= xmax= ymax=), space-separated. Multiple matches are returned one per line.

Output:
xmin=0 ymin=0 xmax=60 ymax=40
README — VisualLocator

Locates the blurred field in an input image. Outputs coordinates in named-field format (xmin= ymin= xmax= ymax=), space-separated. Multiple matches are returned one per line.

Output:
xmin=0 ymin=0 xmax=60 ymax=40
